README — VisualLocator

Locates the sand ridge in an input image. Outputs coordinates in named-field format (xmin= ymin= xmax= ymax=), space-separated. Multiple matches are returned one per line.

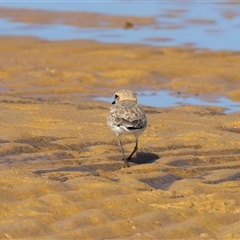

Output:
xmin=0 ymin=38 xmax=240 ymax=239
xmin=0 ymin=95 xmax=240 ymax=239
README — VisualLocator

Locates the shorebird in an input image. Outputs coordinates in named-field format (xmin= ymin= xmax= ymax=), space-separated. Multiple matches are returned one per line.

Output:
xmin=107 ymin=89 xmax=147 ymax=167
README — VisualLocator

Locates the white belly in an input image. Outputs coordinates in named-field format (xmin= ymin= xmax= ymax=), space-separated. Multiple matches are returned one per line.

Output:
xmin=111 ymin=126 xmax=145 ymax=138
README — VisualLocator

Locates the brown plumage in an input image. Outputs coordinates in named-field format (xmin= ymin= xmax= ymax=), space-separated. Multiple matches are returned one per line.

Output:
xmin=107 ymin=89 xmax=147 ymax=167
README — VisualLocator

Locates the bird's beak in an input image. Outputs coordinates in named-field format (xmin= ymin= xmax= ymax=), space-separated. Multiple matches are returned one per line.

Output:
xmin=112 ymin=101 xmax=116 ymax=104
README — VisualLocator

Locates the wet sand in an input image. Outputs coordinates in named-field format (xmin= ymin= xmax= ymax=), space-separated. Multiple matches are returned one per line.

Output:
xmin=1 ymin=37 xmax=240 ymax=239
xmin=0 ymin=7 xmax=154 ymax=28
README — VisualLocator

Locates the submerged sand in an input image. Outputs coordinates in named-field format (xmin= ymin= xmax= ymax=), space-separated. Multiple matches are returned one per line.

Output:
xmin=0 ymin=37 xmax=240 ymax=239
xmin=0 ymin=7 xmax=154 ymax=29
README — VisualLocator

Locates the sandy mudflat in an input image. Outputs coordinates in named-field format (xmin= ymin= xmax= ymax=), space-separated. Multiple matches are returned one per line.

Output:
xmin=0 ymin=37 xmax=240 ymax=239
xmin=0 ymin=7 xmax=154 ymax=28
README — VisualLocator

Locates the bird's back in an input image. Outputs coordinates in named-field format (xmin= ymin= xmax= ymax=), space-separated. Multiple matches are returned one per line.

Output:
xmin=107 ymin=100 xmax=147 ymax=130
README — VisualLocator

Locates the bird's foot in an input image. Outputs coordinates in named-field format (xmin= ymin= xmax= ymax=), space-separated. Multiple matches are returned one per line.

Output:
xmin=122 ymin=158 xmax=130 ymax=167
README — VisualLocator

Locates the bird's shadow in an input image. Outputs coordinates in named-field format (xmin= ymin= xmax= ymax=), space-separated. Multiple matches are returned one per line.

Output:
xmin=129 ymin=152 xmax=159 ymax=164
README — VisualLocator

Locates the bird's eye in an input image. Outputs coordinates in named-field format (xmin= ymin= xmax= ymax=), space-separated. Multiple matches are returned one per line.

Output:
xmin=115 ymin=94 xmax=118 ymax=99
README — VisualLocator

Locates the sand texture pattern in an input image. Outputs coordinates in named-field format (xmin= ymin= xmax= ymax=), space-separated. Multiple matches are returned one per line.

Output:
xmin=0 ymin=37 xmax=240 ymax=239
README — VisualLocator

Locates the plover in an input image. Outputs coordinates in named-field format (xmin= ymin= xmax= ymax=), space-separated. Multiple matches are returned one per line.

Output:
xmin=107 ymin=89 xmax=147 ymax=167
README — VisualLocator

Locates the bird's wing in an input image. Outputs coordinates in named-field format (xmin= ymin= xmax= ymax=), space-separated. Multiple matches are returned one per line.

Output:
xmin=107 ymin=101 xmax=147 ymax=130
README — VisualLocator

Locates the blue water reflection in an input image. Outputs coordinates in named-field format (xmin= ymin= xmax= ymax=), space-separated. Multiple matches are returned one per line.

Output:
xmin=97 ymin=91 xmax=240 ymax=114
xmin=0 ymin=2 xmax=239 ymax=51
xmin=0 ymin=2 xmax=160 ymax=16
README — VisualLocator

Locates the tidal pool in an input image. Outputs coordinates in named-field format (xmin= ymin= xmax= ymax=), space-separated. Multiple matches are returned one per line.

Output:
xmin=97 ymin=90 xmax=240 ymax=114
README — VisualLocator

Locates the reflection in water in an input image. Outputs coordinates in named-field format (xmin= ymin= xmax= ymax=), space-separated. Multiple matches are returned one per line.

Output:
xmin=0 ymin=2 xmax=239 ymax=111
xmin=0 ymin=2 xmax=239 ymax=51
xmin=97 ymin=90 xmax=240 ymax=114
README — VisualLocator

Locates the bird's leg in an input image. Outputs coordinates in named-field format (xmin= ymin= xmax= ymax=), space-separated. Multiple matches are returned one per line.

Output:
xmin=127 ymin=138 xmax=138 ymax=161
xmin=117 ymin=135 xmax=130 ymax=167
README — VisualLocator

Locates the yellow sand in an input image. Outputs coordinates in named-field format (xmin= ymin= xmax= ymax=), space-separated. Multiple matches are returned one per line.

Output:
xmin=0 ymin=36 xmax=240 ymax=239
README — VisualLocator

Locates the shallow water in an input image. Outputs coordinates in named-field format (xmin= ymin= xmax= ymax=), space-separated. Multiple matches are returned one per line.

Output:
xmin=97 ymin=90 xmax=240 ymax=113
xmin=1 ymin=2 xmax=239 ymax=111
xmin=0 ymin=2 xmax=240 ymax=50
